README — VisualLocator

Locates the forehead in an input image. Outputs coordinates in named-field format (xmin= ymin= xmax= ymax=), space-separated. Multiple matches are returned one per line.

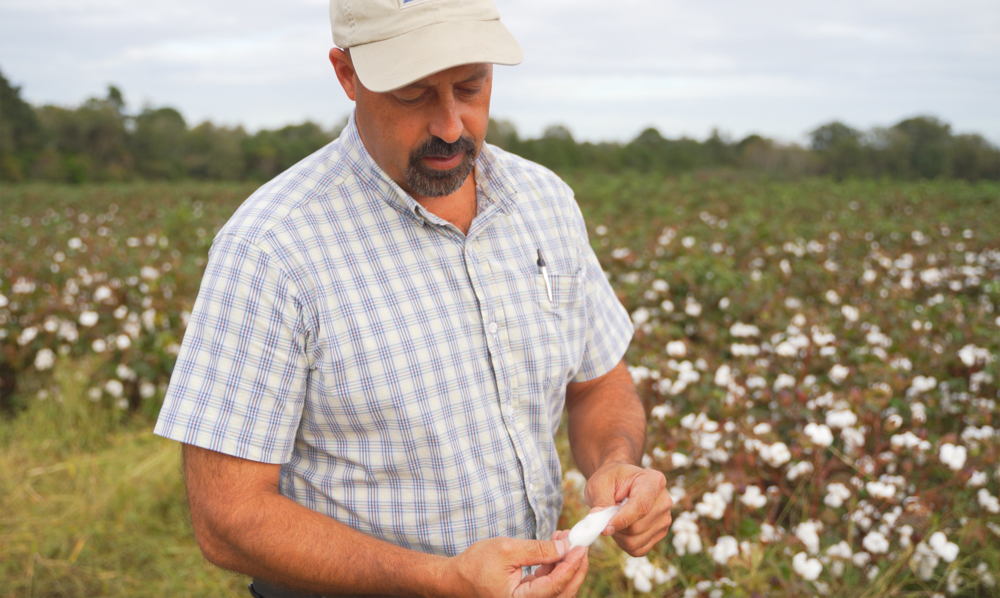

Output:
xmin=396 ymin=63 xmax=491 ymax=90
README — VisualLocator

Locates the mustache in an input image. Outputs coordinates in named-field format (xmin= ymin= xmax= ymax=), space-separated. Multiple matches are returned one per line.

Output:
xmin=410 ymin=135 xmax=477 ymax=161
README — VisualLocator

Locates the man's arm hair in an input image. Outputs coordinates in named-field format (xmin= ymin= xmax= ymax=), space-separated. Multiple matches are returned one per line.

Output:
xmin=563 ymin=360 xmax=646 ymax=476
xmin=182 ymin=444 xmax=448 ymax=597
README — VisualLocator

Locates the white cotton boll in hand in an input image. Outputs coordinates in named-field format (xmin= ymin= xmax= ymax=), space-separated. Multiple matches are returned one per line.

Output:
xmin=568 ymin=498 xmax=628 ymax=548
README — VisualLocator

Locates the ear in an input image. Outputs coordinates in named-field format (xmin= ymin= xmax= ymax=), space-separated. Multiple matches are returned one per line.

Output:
xmin=329 ymin=48 xmax=358 ymax=102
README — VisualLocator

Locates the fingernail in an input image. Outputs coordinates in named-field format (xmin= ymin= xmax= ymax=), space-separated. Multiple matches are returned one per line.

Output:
xmin=555 ymin=540 xmax=568 ymax=556
xmin=605 ymin=525 xmax=615 ymax=535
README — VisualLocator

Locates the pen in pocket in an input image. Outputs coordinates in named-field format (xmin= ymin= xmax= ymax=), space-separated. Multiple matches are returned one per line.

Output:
xmin=536 ymin=249 xmax=553 ymax=304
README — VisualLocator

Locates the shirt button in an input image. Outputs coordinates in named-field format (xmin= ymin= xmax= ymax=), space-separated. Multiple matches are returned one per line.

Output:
xmin=488 ymin=321 xmax=498 ymax=334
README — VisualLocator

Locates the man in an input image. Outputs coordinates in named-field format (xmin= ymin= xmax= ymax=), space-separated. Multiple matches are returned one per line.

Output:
xmin=154 ymin=0 xmax=673 ymax=596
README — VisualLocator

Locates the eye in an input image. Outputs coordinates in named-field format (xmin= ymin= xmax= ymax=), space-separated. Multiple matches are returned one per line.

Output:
xmin=395 ymin=91 xmax=427 ymax=105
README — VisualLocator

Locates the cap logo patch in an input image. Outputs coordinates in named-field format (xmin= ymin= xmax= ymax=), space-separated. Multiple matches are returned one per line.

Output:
xmin=398 ymin=0 xmax=434 ymax=8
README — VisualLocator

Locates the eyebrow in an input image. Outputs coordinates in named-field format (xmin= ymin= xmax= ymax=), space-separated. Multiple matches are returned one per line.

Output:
xmin=402 ymin=66 xmax=490 ymax=90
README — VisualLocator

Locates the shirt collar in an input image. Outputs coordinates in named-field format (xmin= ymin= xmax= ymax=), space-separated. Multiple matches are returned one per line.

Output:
xmin=340 ymin=112 xmax=520 ymax=226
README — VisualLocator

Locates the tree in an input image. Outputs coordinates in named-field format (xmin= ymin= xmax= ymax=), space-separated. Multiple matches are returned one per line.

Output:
xmin=0 ymin=68 xmax=44 ymax=181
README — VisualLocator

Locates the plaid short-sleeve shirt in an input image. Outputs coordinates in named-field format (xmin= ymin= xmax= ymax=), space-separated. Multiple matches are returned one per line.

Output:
xmin=154 ymin=113 xmax=633 ymax=556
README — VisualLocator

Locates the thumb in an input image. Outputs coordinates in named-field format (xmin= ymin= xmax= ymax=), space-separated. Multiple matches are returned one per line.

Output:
xmin=508 ymin=539 xmax=570 ymax=568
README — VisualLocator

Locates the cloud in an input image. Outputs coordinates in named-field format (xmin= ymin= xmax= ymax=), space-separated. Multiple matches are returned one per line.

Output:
xmin=2 ymin=0 xmax=998 ymax=142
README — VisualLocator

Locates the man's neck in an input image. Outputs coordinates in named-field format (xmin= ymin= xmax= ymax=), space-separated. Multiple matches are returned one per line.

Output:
xmin=411 ymin=173 xmax=478 ymax=236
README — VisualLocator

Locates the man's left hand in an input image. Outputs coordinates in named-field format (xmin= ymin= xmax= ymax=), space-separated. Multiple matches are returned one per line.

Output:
xmin=583 ymin=463 xmax=673 ymax=556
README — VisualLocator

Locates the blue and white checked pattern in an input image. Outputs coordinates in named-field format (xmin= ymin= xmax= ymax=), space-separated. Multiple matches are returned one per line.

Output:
xmin=154 ymin=113 xmax=633 ymax=556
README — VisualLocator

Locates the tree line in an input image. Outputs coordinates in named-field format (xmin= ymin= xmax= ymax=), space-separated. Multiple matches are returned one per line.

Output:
xmin=2 ymin=69 xmax=998 ymax=183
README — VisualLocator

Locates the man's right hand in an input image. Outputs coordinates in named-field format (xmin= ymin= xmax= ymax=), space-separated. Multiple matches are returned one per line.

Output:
xmin=447 ymin=536 xmax=589 ymax=598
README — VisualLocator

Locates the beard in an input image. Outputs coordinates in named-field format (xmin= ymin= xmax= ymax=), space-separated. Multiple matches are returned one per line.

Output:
xmin=405 ymin=135 xmax=478 ymax=197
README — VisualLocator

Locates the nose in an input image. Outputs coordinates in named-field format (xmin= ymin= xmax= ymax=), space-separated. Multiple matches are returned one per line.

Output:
xmin=427 ymin=90 xmax=463 ymax=144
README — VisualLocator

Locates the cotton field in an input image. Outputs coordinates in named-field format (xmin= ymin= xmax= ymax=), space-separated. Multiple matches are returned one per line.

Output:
xmin=2 ymin=178 xmax=999 ymax=596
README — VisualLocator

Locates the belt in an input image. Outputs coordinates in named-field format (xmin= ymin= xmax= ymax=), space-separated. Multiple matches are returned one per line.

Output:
xmin=248 ymin=578 xmax=405 ymax=598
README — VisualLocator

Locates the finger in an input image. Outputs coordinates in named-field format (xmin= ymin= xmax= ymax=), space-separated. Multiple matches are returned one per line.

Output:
xmin=509 ymin=539 xmax=571 ymax=568
xmin=516 ymin=547 xmax=586 ymax=598
xmin=533 ymin=563 xmax=555 ymax=577
xmin=614 ymin=514 xmax=672 ymax=555
xmin=612 ymin=492 xmax=673 ymax=536
xmin=607 ymin=473 xmax=667 ymax=533
xmin=558 ymin=548 xmax=590 ymax=598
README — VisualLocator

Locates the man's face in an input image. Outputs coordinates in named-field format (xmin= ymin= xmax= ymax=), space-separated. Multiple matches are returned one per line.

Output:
xmin=330 ymin=50 xmax=492 ymax=199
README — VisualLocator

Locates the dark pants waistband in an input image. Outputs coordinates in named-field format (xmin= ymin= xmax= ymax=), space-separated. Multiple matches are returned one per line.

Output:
xmin=249 ymin=578 xmax=404 ymax=598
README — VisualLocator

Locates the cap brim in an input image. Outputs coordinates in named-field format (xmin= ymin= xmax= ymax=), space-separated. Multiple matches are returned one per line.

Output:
xmin=350 ymin=19 xmax=523 ymax=93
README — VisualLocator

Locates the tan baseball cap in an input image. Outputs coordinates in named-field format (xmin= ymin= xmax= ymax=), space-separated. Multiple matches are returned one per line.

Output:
xmin=330 ymin=0 xmax=523 ymax=93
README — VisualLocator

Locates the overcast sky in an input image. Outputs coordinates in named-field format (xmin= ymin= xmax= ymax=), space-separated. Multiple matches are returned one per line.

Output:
xmin=2 ymin=0 xmax=998 ymax=144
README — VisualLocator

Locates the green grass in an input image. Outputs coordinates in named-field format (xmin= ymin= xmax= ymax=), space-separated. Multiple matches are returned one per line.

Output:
xmin=0 ymin=358 xmax=246 ymax=597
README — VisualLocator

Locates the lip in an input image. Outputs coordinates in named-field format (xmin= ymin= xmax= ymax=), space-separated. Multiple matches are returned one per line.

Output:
xmin=422 ymin=153 xmax=464 ymax=170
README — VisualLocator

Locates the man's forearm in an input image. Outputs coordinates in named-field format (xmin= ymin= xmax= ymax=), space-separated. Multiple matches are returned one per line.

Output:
xmin=184 ymin=444 xmax=448 ymax=597
xmin=207 ymin=490 xmax=448 ymax=597
xmin=565 ymin=361 xmax=646 ymax=477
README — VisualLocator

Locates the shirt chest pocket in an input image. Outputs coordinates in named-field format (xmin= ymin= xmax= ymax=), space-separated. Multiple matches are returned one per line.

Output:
xmin=530 ymin=263 xmax=587 ymax=416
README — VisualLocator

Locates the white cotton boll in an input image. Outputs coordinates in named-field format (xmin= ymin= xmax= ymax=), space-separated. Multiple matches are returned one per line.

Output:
xmin=34 ymin=348 xmax=56 ymax=371
xmin=79 ymin=311 xmax=99 ymax=327
xmin=641 ymin=454 xmax=652 ymax=468
xmin=651 ymin=402 xmax=674 ymax=419
xmin=804 ymin=423 xmax=834 ymax=447
xmin=116 ymin=334 xmax=131 ymax=350
xmin=93 ymin=285 xmax=113 ymax=302
xmin=710 ymin=536 xmax=740 ymax=565
xmin=890 ymin=431 xmax=931 ymax=451
xmin=759 ymin=442 xmax=791 ymax=467
xmin=863 ymin=531 xmax=890 ymax=554
xmin=794 ymin=521 xmax=822 ymax=555
xmin=885 ymin=414 xmax=903 ymax=432
xmin=774 ymin=373 xmax=796 ymax=391
xmin=928 ymin=532 xmax=959 ymax=563
xmin=824 ymin=483 xmax=852 ymax=508
xmin=139 ymin=380 xmax=156 ymax=399
xmin=787 ymin=461 xmax=814 ymax=481
xmin=906 ymin=375 xmax=937 ymax=397
xmin=865 ymin=481 xmax=896 ymax=500
xmin=714 ymin=365 xmax=733 ymax=387
xmin=828 ymin=364 xmax=849 ymax=385
xmin=104 ymin=379 xmax=124 ymax=398
xmin=967 ymin=471 xmax=987 ymax=488
xmin=978 ymin=489 xmax=1000 ymax=513
xmin=631 ymin=308 xmax=651 ymax=327
xmin=740 ymin=486 xmax=767 ymax=509
xmin=730 ymin=322 xmax=760 ymax=337
xmin=793 ymin=552 xmax=823 ymax=581
xmin=660 ymin=299 xmax=674 ymax=313
xmin=633 ymin=571 xmax=652 ymax=593
xmin=753 ymin=422 xmax=772 ymax=435
xmin=826 ymin=409 xmax=857 ymax=429
xmin=567 ymin=499 xmax=627 ymax=548
xmin=666 ymin=341 xmax=687 ymax=357
xmin=958 ymin=344 xmax=991 ymax=367
xmin=852 ymin=551 xmax=871 ymax=568
xmin=671 ymin=513 xmax=702 ymax=556
xmin=695 ymin=492 xmax=727 ymax=520
xmin=654 ymin=564 xmax=677 ymax=584
xmin=685 ymin=299 xmax=702 ymax=317
xmin=668 ymin=485 xmax=686 ymax=502
xmin=716 ymin=482 xmax=735 ymax=504
xmin=671 ymin=452 xmax=691 ymax=468
xmin=827 ymin=541 xmax=853 ymax=560
xmin=92 ymin=339 xmax=108 ymax=353
xmin=939 ymin=443 xmax=967 ymax=471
